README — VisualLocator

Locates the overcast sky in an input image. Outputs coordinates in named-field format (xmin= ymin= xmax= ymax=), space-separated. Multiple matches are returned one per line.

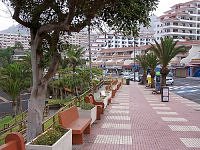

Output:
xmin=0 ymin=0 xmax=192 ymax=31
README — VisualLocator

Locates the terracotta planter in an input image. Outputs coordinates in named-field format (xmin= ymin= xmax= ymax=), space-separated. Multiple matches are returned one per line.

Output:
xmin=111 ymin=89 xmax=116 ymax=98
xmin=26 ymin=129 xmax=72 ymax=150
xmin=96 ymin=106 xmax=102 ymax=120
xmin=78 ymin=106 xmax=97 ymax=124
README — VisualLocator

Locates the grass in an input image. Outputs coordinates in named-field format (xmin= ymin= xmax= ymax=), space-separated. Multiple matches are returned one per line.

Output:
xmin=0 ymin=120 xmax=26 ymax=145
xmin=0 ymin=116 xmax=13 ymax=131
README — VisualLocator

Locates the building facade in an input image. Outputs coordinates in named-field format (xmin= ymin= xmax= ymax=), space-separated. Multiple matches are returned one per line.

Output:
xmin=155 ymin=0 xmax=200 ymax=41
xmin=0 ymin=33 xmax=30 ymax=50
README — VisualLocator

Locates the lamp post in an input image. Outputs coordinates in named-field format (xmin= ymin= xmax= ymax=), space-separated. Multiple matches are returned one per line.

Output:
xmin=133 ymin=40 xmax=136 ymax=82
xmin=88 ymin=25 xmax=92 ymax=87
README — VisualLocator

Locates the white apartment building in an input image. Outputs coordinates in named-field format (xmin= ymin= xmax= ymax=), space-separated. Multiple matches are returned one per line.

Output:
xmin=88 ymin=31 xmax=155 ymax=62
xmin=0 ymin=29 xmax=94 ymax=51
xmin=155 ymin=0 xmax=200 ymax=41
xmin=0 ymin=33 xmax=30 ymax=49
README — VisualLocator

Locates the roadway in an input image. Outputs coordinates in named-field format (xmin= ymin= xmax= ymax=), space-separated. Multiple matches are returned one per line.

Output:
xmin=169 ymin=77 xmax=200 ymax=104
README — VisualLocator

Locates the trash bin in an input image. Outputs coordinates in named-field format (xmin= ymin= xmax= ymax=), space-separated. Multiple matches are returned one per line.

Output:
xmin=161 ymin=86 xmax=169 ymax=102
xmin=126 ymin=78 xmax=130 ymax=85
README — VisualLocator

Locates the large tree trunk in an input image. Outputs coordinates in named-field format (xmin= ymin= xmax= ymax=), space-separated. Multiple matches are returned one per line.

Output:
xmin=27 ymin=84 xmax=47 ymax=141
xmin=27 ymin=29 xmax=60 ymax=141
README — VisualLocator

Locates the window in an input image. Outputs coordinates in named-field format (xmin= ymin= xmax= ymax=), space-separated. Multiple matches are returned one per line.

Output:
xmin=173 ymin=22 xmax=178 ymax=26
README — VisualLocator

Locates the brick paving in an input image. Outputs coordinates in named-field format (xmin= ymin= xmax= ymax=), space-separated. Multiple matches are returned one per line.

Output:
xmin=73 ymin=82 xmax=200 ymax=150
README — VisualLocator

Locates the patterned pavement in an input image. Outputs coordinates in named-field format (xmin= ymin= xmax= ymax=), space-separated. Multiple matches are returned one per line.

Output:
xmin=73 ymin=82 xmax=200 ymax=150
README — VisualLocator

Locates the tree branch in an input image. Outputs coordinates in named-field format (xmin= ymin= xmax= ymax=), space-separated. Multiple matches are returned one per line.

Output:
xmin=12 ymin=6 xmax=31 ymax=28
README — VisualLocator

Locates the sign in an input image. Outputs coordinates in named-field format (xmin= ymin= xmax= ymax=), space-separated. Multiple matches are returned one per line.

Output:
xmin=161 ymin=86 xmax=169 ymax=102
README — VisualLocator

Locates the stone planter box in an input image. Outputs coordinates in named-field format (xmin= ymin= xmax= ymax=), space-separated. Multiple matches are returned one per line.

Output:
xmin=26 ymin=129 xmax=72 ymax=150
xmin=103 ymin=96 xmax=108 ymax=108
xmin=78 ymin=106 xmax=97 ymax=124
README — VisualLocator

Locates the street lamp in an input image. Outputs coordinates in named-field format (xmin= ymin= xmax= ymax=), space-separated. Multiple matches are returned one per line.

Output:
xmin=133 ymin=40 xmax=136 ymax=82
xmin=88 ymin=25 xmax=93 ymax=87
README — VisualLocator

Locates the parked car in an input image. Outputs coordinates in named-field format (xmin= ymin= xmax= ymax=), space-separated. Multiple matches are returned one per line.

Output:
xmin=129 ymin=74 xmax=139 ymax=81
xmin=166 ymin=76 xmax=174 ymax=85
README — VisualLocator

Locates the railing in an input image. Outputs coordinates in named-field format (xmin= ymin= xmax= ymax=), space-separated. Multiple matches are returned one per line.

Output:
xmin=0 ymin=111 xmax=27 ymax=145
xmin=0 ymin=80 xmax=105 ymax=145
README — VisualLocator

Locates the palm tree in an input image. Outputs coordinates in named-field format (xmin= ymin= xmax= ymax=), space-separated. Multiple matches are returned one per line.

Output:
xmin=136 ymin=55 xmax=148 ymax=85
xmin=63 ymin=44 xmax=85 ymax=95
xmin=146 ymin=52 xmax=159 ymax=88
xmin=64 ymin=45 xmax=84 ymax=73
xmin=0 ymin=63 xmax=31 ymax=115
xmin=150 ymin=37 xmax=187 ymax=86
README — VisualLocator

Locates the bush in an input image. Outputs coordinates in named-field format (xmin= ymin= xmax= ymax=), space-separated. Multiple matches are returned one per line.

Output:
xmin=80 ymin=102 xmax=95 ymax=110
xmin=32 ymin=126 xmax=67 ymax=146
xmin=47 ymin=97 xmax=73 ymax=106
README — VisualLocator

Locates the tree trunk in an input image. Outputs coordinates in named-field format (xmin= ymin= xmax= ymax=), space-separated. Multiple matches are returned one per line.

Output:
xmin=12 ymin=101 xmax=17 ymax=116
xmin=150 ymin=71 xmax=155 ymax=88
xmin=52 ymin=87 xmax=55 ymax=98
xmin=27 ymin=84 xmax=47 ymax=141
xmin=16 ymin=96 xmax=22 ymax=115
xmin=161 ymin=67 xmax=169 ymax=86
xmin=27 ymin=29 xmax=60 ymax=141
xmin=60 ymin=88 xmax=63 ymax=100
xmin=143 ymin=71 xmax=147 ymax=85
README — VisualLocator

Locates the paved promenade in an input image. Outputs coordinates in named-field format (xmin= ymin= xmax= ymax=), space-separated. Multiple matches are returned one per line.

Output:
xmin=73 ymin=81 xmax=200 ymax=150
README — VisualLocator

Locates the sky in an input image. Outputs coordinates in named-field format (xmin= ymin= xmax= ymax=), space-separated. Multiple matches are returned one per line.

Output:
xmin=0 ymin=0 xmax=192 ymax=31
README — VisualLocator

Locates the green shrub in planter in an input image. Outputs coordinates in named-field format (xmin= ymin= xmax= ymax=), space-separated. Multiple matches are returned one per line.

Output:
xmin=80 ymin=102 xmax=95 ymax=110
xmin=32 ymin=126 xmax=67 ymax=146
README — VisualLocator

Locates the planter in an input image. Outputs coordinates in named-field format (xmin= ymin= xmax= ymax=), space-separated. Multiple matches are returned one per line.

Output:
xmin=26 ymin=129 xmax=72 ymax=150
xmin=111 ymin=89 xmax=116 ymax=98
xmin=78 ymin=106 xmax=97 ymax=124
xmin=103 ymin=96 xmax=108 ymax=108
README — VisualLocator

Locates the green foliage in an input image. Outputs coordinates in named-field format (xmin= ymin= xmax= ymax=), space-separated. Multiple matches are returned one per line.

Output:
xmin=150 ymin=37 xmax=187 ymax=68
xmin=146 ymin=52 xmax=159 ymax=71
xmin=80 ymin=101 xmax=95 ymax=110
xmin=47 ymin=97 xmax=72 ymax=106
xmin=0 ymin=62 xmax=31 ymax=115
xmin=92 ymin=79 xmax=100 ymax=87
xmin=32 ymin=126 xmax=67 ymax=146
xmin=92 ymin=67 xmax=103 ymax=77
xmin=136 ymin=55 xmax=148 ymax=84
xmin=62 ymin=44 xmax=85 ymax=71
xmin=136 ymin=55 xmax=148 ymax=71
xmin=4 ymin=0 xmax=158 ymax=36
xmin=150 ymin=37 xmax=187 ymax=85
xmin=0 ymin=47 xmax=14 ymax=67
xmin=0 ymin=116 xmax=13 ymax=130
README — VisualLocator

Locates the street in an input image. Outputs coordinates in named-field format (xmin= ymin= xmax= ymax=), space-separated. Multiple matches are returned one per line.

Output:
xmin=169 ymin=77 xmax=200 ymax=104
